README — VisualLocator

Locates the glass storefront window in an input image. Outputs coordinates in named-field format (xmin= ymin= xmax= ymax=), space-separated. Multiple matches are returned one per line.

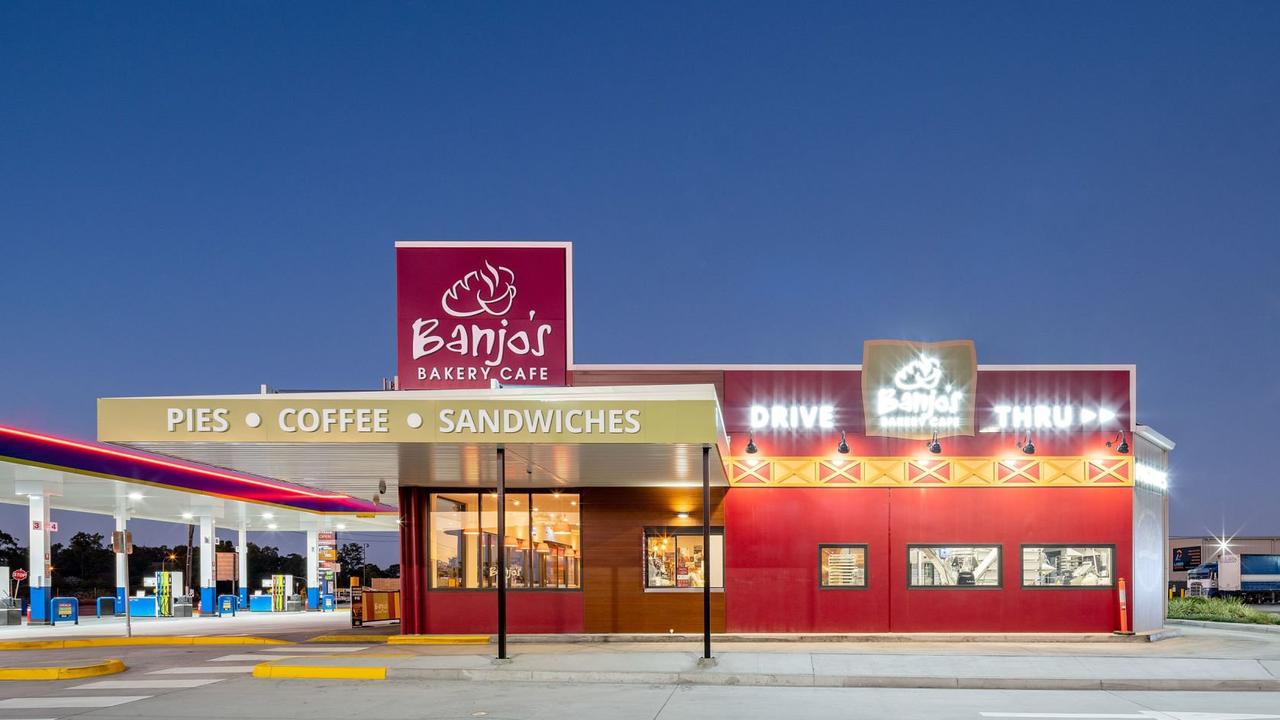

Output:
xmin=429 ymin=491 xmax=580 ymax=590
xmin=644 ymin=528 xmax=723 ymax=589
xmin=530 ymin=493 xmax=581 ymax=589
xmin=1022 ymin=545 xmax=1114 ymax=587
xmin=819 ymin=544 xmax=867 ymax=588
xmin=430 ymin=493 xmax=479 ymax=588
xmin=908 ymin=545 xmax=1001 ymax=587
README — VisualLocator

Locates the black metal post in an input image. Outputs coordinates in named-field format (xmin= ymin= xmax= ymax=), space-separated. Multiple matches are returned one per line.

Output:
xmin=702 ymin=444 xmax=712 ymax=660
xmin=496 ymin=445 xmax=507 ymax=660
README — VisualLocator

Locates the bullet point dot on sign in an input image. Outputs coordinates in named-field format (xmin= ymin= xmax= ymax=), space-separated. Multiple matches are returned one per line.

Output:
xmin=245 ymin=412 xmax=262 ymax=428
xmin=407 ymin=412 xmax=423 ymax=429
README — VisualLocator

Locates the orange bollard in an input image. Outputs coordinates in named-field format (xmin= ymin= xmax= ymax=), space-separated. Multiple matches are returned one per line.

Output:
xmin=1118 ymin=577 xmax=1130 ymax=634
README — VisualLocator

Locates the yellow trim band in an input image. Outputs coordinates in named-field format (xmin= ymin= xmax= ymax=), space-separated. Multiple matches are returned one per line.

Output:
xmin=729 ymin=456 xmax=1133 ymax=488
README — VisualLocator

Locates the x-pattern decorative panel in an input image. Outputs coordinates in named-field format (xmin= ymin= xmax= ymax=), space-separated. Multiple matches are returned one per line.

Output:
xmin=727 ymin=457 xmax=1132 ymax=488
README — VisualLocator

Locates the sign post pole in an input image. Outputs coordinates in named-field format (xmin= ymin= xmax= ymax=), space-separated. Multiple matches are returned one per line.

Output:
xmin=702 ymin=444 xmax=712 ymax=661
xmin=496 ymin=445 xmax=507 ymax=661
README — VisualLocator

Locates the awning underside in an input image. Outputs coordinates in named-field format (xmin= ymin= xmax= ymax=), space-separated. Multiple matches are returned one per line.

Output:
xmin=123 ymin=441 xmax=731 ymax=501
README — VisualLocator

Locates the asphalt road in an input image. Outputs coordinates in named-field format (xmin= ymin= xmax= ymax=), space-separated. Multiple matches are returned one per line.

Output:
xmin=2 ymin=643 xmax=1279 ymax=720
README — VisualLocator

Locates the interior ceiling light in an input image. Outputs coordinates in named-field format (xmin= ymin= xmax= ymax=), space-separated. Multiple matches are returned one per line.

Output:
xmin=676 ymin=512 xmax=689 ymax=519
xmin=836 ymin=431 xmax=849 ymax=455
xmin=926 ymin=432 xmax=942 ymax=455
xmin=745 ymin=433 xmax=758 ymax=454
xmin=1106 ymin=431 xmax=1130 ymax=454
xmin=1019 ymin=433 xmax=1036 ymax=455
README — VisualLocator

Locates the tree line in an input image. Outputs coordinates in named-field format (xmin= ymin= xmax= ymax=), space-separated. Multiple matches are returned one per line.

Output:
xmin=0 ymin=529 xmax=396 ymax=600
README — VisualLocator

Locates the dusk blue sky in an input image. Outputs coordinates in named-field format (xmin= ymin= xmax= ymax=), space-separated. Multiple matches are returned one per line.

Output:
xmin=2 ymin=2 xmax=1278 ymax=564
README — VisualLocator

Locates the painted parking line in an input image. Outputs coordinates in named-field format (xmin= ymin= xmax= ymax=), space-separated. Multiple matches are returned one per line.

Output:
xmin=259 ymin=645 xmax=371 ymax=650
xmin=983 ymin=707 xmax=1274 ymax=712
xmin=0 ymin=696 xmax=151 ymax=709
xmin=149 ymin=666 xmax=257 ymax=674
xmin=211 ymin=654 xmax=305 ymax=662
xmin=70 ymin=678 xmax=224 ymax=690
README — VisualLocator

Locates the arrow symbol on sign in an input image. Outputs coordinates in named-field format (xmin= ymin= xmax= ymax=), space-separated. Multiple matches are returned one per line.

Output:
xmin=1079 ymin=408 xmax=1097 ymax=425
xmin=1098 ymin=407 xmax=1116 ymax=425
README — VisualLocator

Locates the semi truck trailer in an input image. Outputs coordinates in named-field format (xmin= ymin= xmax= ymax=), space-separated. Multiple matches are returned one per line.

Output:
xmin=1186 ymin=553 xmax=1280 ymax=603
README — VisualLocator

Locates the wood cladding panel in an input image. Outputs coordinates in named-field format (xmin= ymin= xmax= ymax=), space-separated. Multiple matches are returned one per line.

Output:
xmin=570 ymin=370 xmax=725 ymax=406
xmin=582 ymin=487 xmax=726 ymax=633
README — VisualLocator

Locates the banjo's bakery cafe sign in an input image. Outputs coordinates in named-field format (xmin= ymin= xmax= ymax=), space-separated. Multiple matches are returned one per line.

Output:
xmin=861 ymin=339 xmax=977 ymax=439
xmin=396 ymin=242 xmax=572 ymax=389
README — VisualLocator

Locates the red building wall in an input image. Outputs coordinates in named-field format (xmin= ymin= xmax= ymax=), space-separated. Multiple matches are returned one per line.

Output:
xmin=725 ymin=486 xmax=1132 ymax=633
xmin=422 ymin=592 xmax=584 ymax=634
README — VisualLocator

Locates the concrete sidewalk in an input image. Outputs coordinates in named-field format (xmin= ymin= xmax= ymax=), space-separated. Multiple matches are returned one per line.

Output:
xmin=254 ymin=639 xmax=1280 ymax=691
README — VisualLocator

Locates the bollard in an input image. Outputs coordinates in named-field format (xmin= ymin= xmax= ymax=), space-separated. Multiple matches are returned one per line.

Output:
xmin=1117 ymin=577 xmax=1130 ymax=634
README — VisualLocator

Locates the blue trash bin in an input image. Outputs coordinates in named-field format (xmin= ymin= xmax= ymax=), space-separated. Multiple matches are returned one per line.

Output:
xmin=50 ymin=597 xmax=79 ymax=626
xmin=321 ymin=594 xmax=335 ymax=612
xmin=96 ymin=596 xmax=117 ymax=618
xmin=217 ymin=594 xmax=238 ymax=617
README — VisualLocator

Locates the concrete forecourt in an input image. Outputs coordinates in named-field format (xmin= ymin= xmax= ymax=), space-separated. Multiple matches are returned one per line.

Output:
xmin=1 ymin=622 xmax=1280 ymax=718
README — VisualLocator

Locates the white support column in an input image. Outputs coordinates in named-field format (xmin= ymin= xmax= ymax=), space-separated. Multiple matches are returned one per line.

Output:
xmin=199 ymin=516 xmax=215 ymax=615
xmin=27 ymin=493 xmax=51 ymax=623
xmin=237 ymin=525 xmax=249 ymax=608
xmin=305 ymin=529 xmax=319 ymax=610
xmin=114 ymin=511 xmax=128 ymax=610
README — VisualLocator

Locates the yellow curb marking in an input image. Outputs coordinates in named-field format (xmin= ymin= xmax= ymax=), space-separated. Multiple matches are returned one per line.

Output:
xmin=387 ymin=635 xmax=489 ymax=646
xmin=0 ymin=636 xmax=291 ymax=651
xmin=306 ymin=635 xmax=392 ymax=643
xmin=0 ymin=659 xmax=127 ymax=681
xmin=252 ymin=660 xmax=386 ymax=680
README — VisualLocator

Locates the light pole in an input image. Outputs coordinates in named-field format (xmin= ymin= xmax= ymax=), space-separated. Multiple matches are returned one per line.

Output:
xmin=360 ymin=543 xmax=370 ymax=587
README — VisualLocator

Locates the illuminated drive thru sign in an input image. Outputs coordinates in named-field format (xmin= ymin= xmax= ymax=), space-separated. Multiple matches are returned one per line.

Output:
xmin=862 ymin=339 xmax=977 ymax=439
xmin=396 ymin=242 xmax=571 ymax=389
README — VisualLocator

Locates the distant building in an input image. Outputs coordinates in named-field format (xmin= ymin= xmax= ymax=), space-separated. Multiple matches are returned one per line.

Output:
xmin=1169 ymin=536 xmax=1280 ymax=589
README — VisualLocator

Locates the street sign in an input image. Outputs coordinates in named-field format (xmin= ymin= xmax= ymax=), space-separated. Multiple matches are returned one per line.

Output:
xmin=216 ymin=551 xmax=238 ymax=581
xmin=11 ymin=569 xmax=27 ymax=582
xmin=111 ymin=531 xmax=133 ymax=555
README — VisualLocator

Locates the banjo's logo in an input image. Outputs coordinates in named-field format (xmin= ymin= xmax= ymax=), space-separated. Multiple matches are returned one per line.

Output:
xmin=442 ymin=261 xmax=517 ymax=318
xmin=397 ymin=243 xmax=570 ymax=389
xmin=875 ymin=355 xmax=964 ymax=430
xmin=410 ymin=261 xmax=553 ymax=380
xmin=892 ymin=357 xmax=943 ymax=391
xmin=862 ymin=340 xmax=977 ymax=439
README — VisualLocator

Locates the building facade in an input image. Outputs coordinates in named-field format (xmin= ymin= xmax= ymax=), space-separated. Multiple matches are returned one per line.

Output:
xmin=94 ymin=241 xmax=1174 ymax=635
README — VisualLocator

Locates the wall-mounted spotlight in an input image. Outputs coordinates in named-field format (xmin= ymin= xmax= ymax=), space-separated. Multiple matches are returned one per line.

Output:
xmin=926 ymin=432 xmax=942 ymax=454
xmin=1105 ymin=432 xmax=1129 ymax=454
xmin=745 ymin=433 xmax=758 ymax=454
xmin=1019 ymin=433 xmax=1036 ymax=455
xmin=836 ymin=431 xmax=849 ymax=455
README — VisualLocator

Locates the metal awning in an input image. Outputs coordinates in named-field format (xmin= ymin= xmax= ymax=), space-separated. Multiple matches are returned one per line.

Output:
xmin=99 ymin=384 xmax=732 ymax=505
xmin=0 ymin=425 xmax=397 ymax=532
